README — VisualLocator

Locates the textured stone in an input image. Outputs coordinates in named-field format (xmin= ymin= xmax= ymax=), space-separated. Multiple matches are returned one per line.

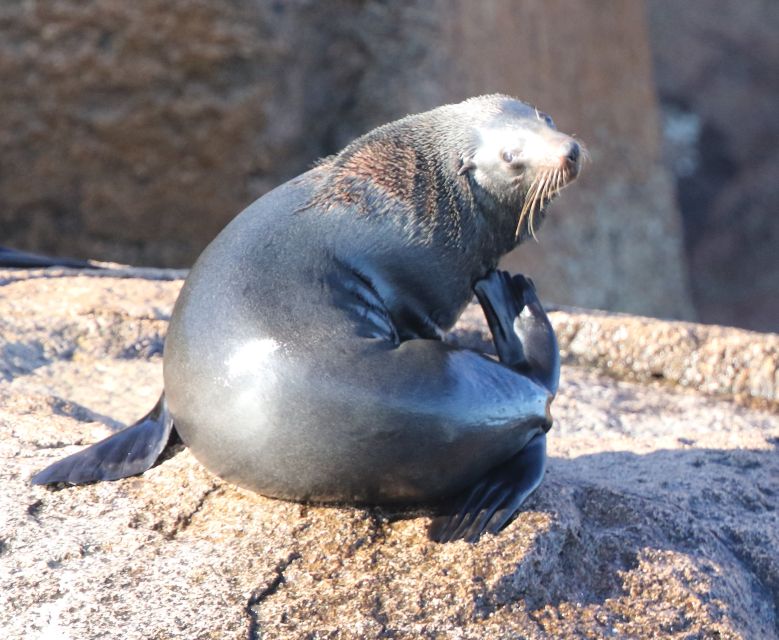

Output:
xmin=1 ymin=268 xmax=777 ymax=639
xmin=0 ymin=0 xmax=692 ymax=320
xmin=456 ymin=302 xmax=779 ymax=406
xmin=648 ymin=0 xmax=779 ymax=331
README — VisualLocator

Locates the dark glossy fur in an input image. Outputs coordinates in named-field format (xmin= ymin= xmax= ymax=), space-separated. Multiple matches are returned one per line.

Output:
xmin=32 ymin=95 xmax=582 ymax=542
xmin=0 ymin=246 xmax=99 ymax=269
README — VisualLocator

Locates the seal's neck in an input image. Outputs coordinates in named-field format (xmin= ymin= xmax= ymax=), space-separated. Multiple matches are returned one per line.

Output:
xmin=467 ymin=178 xmax=529 ymax=258
xmin=312 ymin=110 xmax=518 ymax=273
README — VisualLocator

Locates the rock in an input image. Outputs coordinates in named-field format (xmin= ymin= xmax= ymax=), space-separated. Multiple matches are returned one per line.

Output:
xmin=456 ymin=302 xmax=779 ymax=405
xmin=647 ymin=0 xmax=779 ymax=331
xmin=0 ymin=0 xmax=693 ymax=320
xmin=1 ymin=268 xmax=777 ymax=638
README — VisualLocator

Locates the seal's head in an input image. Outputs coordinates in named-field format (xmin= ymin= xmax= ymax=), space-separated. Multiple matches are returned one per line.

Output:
xmin=459 ymin=96 xmax=585 ymax=242
xmin=311 ymin=94 xmax=585 ymax=256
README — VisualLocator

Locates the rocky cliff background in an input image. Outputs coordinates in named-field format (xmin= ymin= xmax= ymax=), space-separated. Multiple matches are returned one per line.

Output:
xmin=647 ymin=0 xmax=779 ymax=332
xmin=0 ymin=0 xmax=775 ymax=328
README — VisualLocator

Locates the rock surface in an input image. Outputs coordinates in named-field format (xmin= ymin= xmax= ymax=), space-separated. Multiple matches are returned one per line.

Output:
xmin=0 ymin=0 xmax=692 ymax=320
xmin=648 ymin=0 xmax=779 ymax=331
xmin=1 ymin=268 xmax=777 ymax=639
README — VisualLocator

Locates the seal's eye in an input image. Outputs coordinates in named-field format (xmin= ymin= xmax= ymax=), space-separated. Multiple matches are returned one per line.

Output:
xmin=502 ymin=150 xmax=514 ymax=163
xmin=541 ymin=114 xmax=555 ymax=128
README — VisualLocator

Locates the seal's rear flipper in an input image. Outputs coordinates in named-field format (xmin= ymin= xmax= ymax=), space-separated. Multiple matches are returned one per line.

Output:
xmin=31 ymin=395 xmax=176 ymax=485
xmin=0 ymin=246 xmax=101 ymax=269
xmin=474 ymin=270 xmax=559 ymax=395
xmin=429 ymin=432 xmax=547 ymax=543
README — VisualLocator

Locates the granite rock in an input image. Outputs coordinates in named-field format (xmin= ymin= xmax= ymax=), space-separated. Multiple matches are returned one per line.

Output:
xmin=1 ymin=268 xmax=777 ymax=639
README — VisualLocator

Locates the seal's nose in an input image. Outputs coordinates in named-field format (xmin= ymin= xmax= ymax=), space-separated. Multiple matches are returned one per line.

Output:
xmin=562 ymin=140 xmax=580 ymax=165
xmin=559 ymin=140 xmax=581 ymax=178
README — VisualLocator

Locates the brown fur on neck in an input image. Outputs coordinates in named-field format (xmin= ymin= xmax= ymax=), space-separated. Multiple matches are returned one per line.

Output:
xmin=305 ymin=105 xmax=486 ymax=249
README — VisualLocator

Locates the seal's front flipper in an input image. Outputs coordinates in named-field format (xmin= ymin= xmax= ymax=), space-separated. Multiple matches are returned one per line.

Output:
xmin=429 ymin=432 xmax=547 ymax=543
xmin=0 ymin=246 xmax=100 ymax=269
xmin=32 ymin=395 xmax=176 ymax=486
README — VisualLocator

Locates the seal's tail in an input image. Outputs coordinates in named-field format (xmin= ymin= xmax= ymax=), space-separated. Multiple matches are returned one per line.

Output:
xmin=31 ymin=395 xmax=177 ymax=485
xmin=0 ymin=246 xmax=101 ymax=269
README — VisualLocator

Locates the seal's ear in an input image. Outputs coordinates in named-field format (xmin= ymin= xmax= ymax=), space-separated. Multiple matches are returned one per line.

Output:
xmin=458 ymin=157 xmax=476 ymax=176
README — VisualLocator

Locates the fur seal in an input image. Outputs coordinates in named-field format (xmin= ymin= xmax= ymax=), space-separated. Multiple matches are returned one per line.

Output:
xmin=0 ymin=246 xmax=99 ymax=269
xmin=32 ymin=94 xmax=584 ymax=543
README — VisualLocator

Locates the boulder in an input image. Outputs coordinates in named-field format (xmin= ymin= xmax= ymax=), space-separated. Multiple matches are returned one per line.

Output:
xmin=1 ymin=267 xmax=776 ymax=639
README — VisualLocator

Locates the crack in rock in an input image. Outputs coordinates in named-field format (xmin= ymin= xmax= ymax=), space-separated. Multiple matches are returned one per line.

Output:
xmin=163 ymin=484 xmax=220 ymax=540
xmin=245 ymin=552 xmax=302 ymax=640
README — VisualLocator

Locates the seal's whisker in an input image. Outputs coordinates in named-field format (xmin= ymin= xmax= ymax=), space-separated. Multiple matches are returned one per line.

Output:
xmin=527 ymin=174 xmax=546 ymax=237
xmin=516 ymin=175 xmax=541 ymax=242
xmin=515 ymin=191 xmax=529 ymax=241
xmin=542 ymin=169 xmax=555 ymax=212
xmin=576 ymin=140 xmax=590 ymax=163
xmin=530 ymin=173 xmax=546 ymax=239
xmin=536 ymin=168 xmax=563 ymax=238
xmin=544 ymin=169 xmax=555 ymax=193
xmin=530 ymin=171 xmax=552 ymax=240
xmin=529 ymin=175 xmax=543 ymax=239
